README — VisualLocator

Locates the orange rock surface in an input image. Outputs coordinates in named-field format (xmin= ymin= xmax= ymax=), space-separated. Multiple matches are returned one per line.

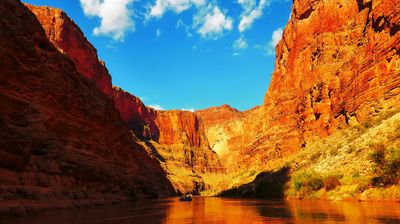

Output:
xmin=26 ymin=4 xmax=159 ymax=140
xmin=18 ymin=0 xmax=400 ymax=196
xmin=258 ymin=0 xmax=400 ymax=160
xmin=0 ymin=0 xmax=174 ymax=209
xmin=26 ymin=3 xmax=223 ymax=194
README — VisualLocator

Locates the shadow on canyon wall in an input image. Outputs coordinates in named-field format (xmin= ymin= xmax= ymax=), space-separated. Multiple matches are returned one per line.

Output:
xmin=218 ymin=167 xmax=290 ymax=199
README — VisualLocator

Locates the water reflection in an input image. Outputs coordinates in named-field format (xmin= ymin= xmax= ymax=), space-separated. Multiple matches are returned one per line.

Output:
xmin=2 ymin=197 xmax=400 ymax=224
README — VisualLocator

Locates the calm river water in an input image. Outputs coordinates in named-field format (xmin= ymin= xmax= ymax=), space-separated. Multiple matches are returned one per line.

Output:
xmin=3 ymin=197 xmax=400 ymax=224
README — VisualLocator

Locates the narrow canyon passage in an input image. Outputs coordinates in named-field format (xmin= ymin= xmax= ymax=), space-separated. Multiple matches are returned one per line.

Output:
xmin=0 ymin=0 xmax=400 ymax=219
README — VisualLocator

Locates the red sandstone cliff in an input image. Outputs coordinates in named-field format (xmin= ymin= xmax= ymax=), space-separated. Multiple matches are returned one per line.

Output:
xmin=253 ymin=0 xmax=400 ymax=161
xmin=196 ymin=105 xmax=264 ymax=170
xmin=26 ymin=4 xmax=158 ymax=140
xmin=26 ymin=3 xmax=223 ymax=194
xmin=155 ymin=110 xmax=221 ymax=172
xmin=197 ymin=0 xmax=400 ymax=171
xmin=0 ymin=0 xmax=174 ymax=211
xmin=19 ymin=0 xmax=400 ymax=196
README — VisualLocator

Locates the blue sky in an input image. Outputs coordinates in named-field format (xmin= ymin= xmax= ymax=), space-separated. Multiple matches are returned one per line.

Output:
xmin=24 ymin=0 xmax=292 ymax=111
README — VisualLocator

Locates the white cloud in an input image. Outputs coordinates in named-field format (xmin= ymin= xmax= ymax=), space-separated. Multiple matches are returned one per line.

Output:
xmin=156 ymin=28 xmax=162 ymax=37
xmin=148 ymin=104 xmax=165 ymax=110
xmin=79 ymin=0 xmax=135 ymax=41
xmin=175 ymin=19 xmax=185 ymax=28
xmin=233 ymin=36 xmax=248 ymax=50
xmin=195 ymin=5 xmax=233 ymax=39
xmin=148 ymin=0 xmax=206 ymax=18
xmin=175 ymin=19 xmax=193 ymax=37
xmin=237 ymin=0 xmax=257 ymax=14
xmin=266 ymin=27 xmax=283 ymax=55
xmin=238 ymin=0 xmax=269 ymax=32
xmin=181 ymin=108 xmax=195 ymax=112
xmin=271 ymin=27 xmax=283 ymax=46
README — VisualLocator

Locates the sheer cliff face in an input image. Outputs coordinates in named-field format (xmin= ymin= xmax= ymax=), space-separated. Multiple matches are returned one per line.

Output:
xmin=155 ymin=110 xmax=222 ymax=172
xmin=24 ymin=4 xmax=113 ymax=96
xmin=196 ymin=106 xmax=264 ymax=170
xmin=0 ymin=0 xmax=174 ymax=200
xmin=26 ymin=4 xmax=158 ymax=140
xmin=259 ymin=0 xmax=400 ymax=157
xmin=196 ymin=0 xmax=400 ymax=169
xmin=112 ymin=87 xmax=159 ymax=140
xmin=26 ymin=4 xmax=222 ymax=194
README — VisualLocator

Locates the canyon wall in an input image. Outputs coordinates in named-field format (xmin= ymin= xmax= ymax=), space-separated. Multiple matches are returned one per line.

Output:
xmin=196 ymin=105 xmax=264 ymax=170
xmin=195 ymin=0 xmax=400 ymax=172
xmin=150 ymin=110 xmax=224 ymax=194
xmin=19 ymin=0 xmax=400 ymax=196
xmin=0 ymin=0 xmax=175 ymax=207
xmin=26 ymin=4 xmax=159 ymax=140
xmin=243 ymin=0 xmax=400 ymax=164
xmin=26 ymin=3 xmax=223 ymax=194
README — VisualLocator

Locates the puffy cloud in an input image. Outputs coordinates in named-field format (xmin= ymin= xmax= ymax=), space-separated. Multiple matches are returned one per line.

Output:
xmin=270 ymin=27 xmax=283 ymax=46
xmin=148 ymin=0 xmax=206 ymax=18
xmin=79 ymin=0 xmax=135 ymax=41
xmin=266 ymin=27 xmax=283 ymax=55
xmin=195 ymin=5 xmax=233 ymax=39
xmin=238 ymin=0 xmax=269 ymax=32
xmin=148 ymin=104 xmax=165 ymax=110
xmin=233 ymin=36 xmax=248 ymax=50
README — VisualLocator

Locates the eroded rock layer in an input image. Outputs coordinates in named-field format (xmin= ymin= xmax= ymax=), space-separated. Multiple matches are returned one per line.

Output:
xmin=247 ymin=0 xmax=400 ymax=164
xmin=26 ymin=3 xmax=223 ymax=194
xmin=25 ymin=4 xmax=159 ymax=140
xmin=17 ymin=0 xmax=400 ymax=196
xmin=0 ymin=0 xmax=174 ymax=206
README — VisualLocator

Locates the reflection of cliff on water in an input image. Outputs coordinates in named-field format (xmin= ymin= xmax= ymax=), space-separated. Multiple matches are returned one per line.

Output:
xmin=3 ymin=198 xmax=400 ymax=224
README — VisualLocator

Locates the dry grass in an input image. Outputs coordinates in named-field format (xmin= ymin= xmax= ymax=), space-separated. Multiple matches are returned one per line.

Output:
xmin=224 ymin=109 xmax=400 ymax=200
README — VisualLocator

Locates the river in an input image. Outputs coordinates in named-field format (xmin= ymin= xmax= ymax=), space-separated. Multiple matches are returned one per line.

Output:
xmin=2 ymin=197 xmax=400 ymax=223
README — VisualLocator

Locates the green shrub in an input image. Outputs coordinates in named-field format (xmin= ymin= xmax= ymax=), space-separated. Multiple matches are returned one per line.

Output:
xmin=369 ymin=144 xmax=385 ymax=165
xmin=370 ymin=146 xmax=400 ymax=186
xmin=292 ymin=170 xmax=324 ymax=193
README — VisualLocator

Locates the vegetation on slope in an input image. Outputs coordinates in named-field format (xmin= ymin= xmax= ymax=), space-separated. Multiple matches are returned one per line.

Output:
xmin=219 ymin=110 xmax=400 ymax=201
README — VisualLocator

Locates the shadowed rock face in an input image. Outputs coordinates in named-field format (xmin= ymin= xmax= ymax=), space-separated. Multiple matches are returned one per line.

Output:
xmin=0 ymin=0 xmax=175 ymax=203
xmin=26 ymin=3 xmax=222 ymax=194
xmin=25 ymin=4 xmax=159 ymax=141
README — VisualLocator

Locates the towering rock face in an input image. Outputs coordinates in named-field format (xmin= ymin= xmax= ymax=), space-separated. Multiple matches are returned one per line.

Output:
xmin=256 ymin=0 xmax=400 ymax=159
xmin=26 ymin=3 xmax=222 ymax=194
xmin=26 ymin=4 xmax=158 ymax=140
xmin=24 ymin=4 xmax=113 ymax=96
xmin=112 ymin=86 xmax=159 ymax=140
xmin=196 ymin=105 xmax=265 ymax=170
xmin=151 ymin=110 xmax=223 ymax=194
xmin=0 ymin=0 xmax=174 ymax=204
xmin=154 ymin=110 xmax=221 ymax=172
